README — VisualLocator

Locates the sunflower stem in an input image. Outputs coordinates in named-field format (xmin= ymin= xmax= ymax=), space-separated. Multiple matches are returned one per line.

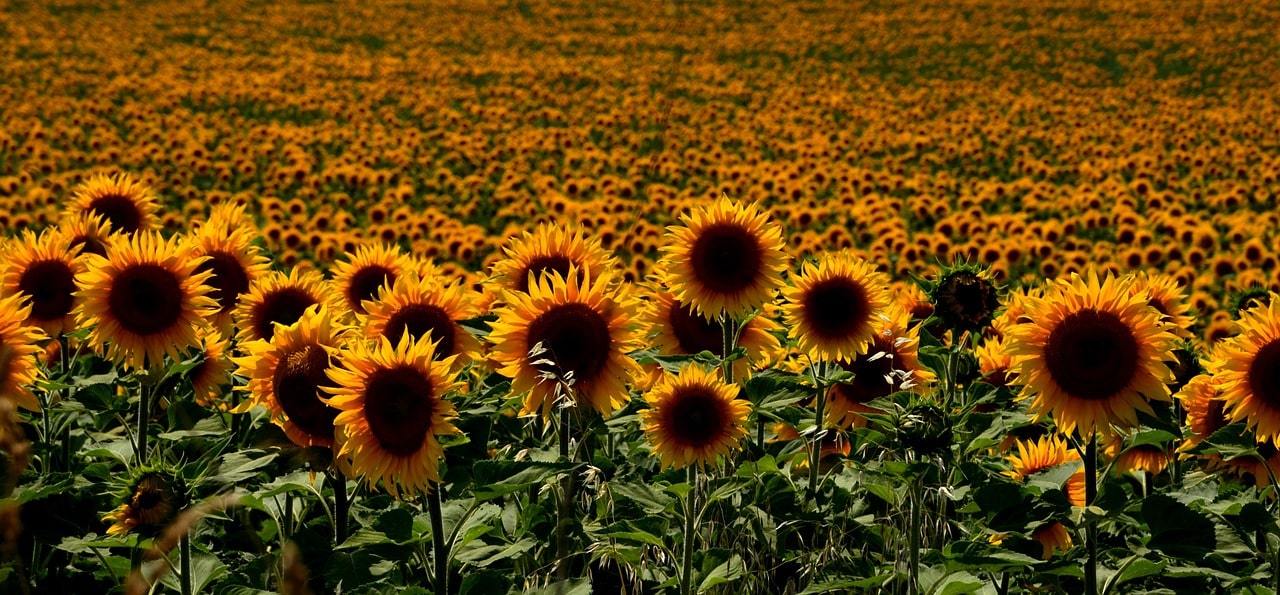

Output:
xmin=808 ymin=380 xmax=826 ymax=499
xmin=556 ymin=405 xmax=574 ymax=587
xmin=136 ymin=382 xmax=150 ymax=464
xmin=720 ymin=314 xmax=736 ymax=385
xmin=908 ymin=473 xmax=923 ymax=595
xmin=681 ymin=465 xmax=698 ymax=595
xmin=427 ymin=483 xmax=449 ymax=595
xmin=333 ymin=473 xmax=349 ymax=545
xmin=1084 ymin=434 xmax=1098 ymax=595
xmin=179 ymin=532 xmax=192 ymax=595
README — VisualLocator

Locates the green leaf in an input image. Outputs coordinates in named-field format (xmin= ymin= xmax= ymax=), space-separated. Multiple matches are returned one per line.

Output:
xmin=525 ymin=579 xmax=591 ymax=595
xmin=1142 ymin=493 xmax=1216 ymax=559
xmin=453 ymin=538 xmax=535 ymax=567
xmin=458 ymin=570 xmax=512 ymax=595
xmin=469 ymin=460 xmax=577 ymax=501
xmin=202 ymin=450 xmax=277 ymax=486
xmin=1126 ymin=429 xmax=1177 ymax=449
xmin=942 ymin=541 xmax=1040 ymax=572
xmin=159 ymin=552 xmax=226 ymax=593
xmin=612 ymin=481 xmax=675 ymax=514
xmin=699 ymin=553 xmax=744 ymax=590
xmin=797 ymin=576 xmax=893 ymax=594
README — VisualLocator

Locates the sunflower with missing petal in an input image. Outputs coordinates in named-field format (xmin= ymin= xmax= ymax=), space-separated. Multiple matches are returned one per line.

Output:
xmin=102 ymin=470 xmax=182 ymax=537
xmin=492 ymin=223 xmax=617 ymax=293
xmin=232 ymin=305 xmax=348 ymax=449
xmin=0 ymin=228 xmax=84 ymax=337
xmin=489 ymin=268 xmax=642 ymax=418
xmin=825 ymin=305 xmax=934 ymax=429
xmin=1127 ymin=271 xmax=1194 ymax=339
xmin=64 ymin=172 xmax=160 ymax=235
xmin=657 ymin=196 xmax=788 ymax=320
xmin=0 ymin=294 xmax=46 ymax=411
xmin=643 ymin=288 xmax=783 ymax=384
xmin=1005 ymin=270 xmax=1177 ymax=438
xmin=189 ymin=207 xmax=270 ymax=335
xmin=331 ymin=243 xmax=414 ymax=315
xmin=234 ymin=268 xmax=339 ymax=344
xmin=360 ymin=273 xmax=481 ymax=368
xmin=325 ymin=332 xmax=462 ymax=498
xmin=1210 ymin=297 xmax=1280 ymax=447
xmin=641 ymin=364 xmax=751 ymax=469
xmin=74 ymin=232 xmax=218 ymax=370
xmin=189 ymin=327 xmax=233 ymax=407
xmin=782 ymin=252 xmax=890 ymax=362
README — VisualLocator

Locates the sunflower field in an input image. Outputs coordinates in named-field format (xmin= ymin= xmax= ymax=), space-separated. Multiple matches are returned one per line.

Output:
xmin=3 ymin=0 xmax=1280 ymax=593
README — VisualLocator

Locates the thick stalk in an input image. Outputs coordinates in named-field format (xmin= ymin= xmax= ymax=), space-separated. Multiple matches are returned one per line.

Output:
xmin=1085 ymin=435 xmax=1098 ymax=595
xmin=808 ymin=384 xmax=826 ymax=497
xmin=720 ymin=315 xmax=735 ymax=385
xmin=333 ymin=473 xmax=350 ymax=544
xmin=180 ymin=533 xmax=192 ymax=595
xmin=908 ymin=476 xmax=923 ymax=595
xmin=136 ymin=384 xmax=150 ymax=464
xmin=681 ymin=465 xmax=698 ymax=595
xmin=427 ymin=484 xmax=448 ymax=595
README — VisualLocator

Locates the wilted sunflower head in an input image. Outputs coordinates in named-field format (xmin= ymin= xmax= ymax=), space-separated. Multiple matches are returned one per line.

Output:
xmin=925 ymin=264 xmax=1000 ymax=334
xmin=102 ymin=470 xmax=184 ymax=537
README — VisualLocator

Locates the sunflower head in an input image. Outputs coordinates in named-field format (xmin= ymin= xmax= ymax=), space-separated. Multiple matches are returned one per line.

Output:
xmin=491 ymin=224 xmax=617 ymax=294
xmin=1229 ymin=286 xmax=1273 ymax=319
xmin=331 ymin=244 xmax=413 ymax=315
xmin=360 ymin=273 xmax=481 ymax=368
xmin=1004 ymin=435 xmax=1086 ymax=507
xmin=189 ymin=214 xmax=270 ymax=334
xmin=640 ymin=364 xmax=751 ymax=470
xmin=657 ymin=196 xmax=788 ymax=320
xmin=234 ymin=268 xmax=340 ymax=344
xmin=65 ymin=172 xmax=161 ymax=236
xmin=644 ymin=289 xmax=784 ymax=382
xmin=1176 ymin=374 xmax=1226 ymax=453
xmin=924 ymin=263 xmax=1000 ymax=334
xmin=1209 ymin=298 xmax=1280 ymax=447
xmin=0 ymin=294 xmax=46 ymax=411
xmin=102 ymin=469 xmax=184 ymax=537
xmin=188 ymin=327 xmax=233 ymax=407
xmin=824 ymin=305 xmax=935 ymax=429
xmin=782 ymin=252 xmax=891 ymax=362
xmin=57 ymin=211 xmax=114 ymax=258
xmin=1126 ymin=271 xmax=1194 ymax=339
xmin=0 ymin=228 xmax=84 ymax=337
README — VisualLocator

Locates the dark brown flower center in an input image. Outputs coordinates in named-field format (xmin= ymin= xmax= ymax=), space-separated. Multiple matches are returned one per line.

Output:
xmin=689 ymin=223 xmax=763 ymax=294
xmin=516 ymin=255 xmax=575 ymax=292
xmin=665 ymin=387 xmax=726 ymax=446
xmin=1043 ymin=309 xmax=1140 ymax=401
xmin=273 ymin=344 xmax=338 ymax=440
xmin=668 ymin=300 xmax=723 ymax=355
xmin=254 ymin=288 xmax=317 ymax=341
xmin=195 ymin=250 xmax=250 ymax=312
xmin=363 ymin=365 xmax=436 ymax=456
xmin=107 ymin=264 xmax=185 ymax=336
xmin=347 ymin=265 xmax=395 ymax=313
xmin=385 ymin=304 xmax=456 ymax=358
xmin=1248 ymin=340 xmax=1280 ymax=411
xmin=18 ymin=259 xmax=76 ymax=323
xmin=526 ymin=302 xmax=612 ymax=381
xmin=89 ymin=194 xmax=144 ymax=233
xmin=70 ymin=234 xmax=107 ymax=257
xmin=802 ymin=276 xmax=869 ymax=340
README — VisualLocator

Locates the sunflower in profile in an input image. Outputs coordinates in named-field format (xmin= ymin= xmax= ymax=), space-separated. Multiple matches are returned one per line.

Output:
xmin=975 ymin=335 xmax=1014 ymax=388
xmin=657 ymin=196 xmax=788 ymax=320
xmin=74 ymin=232 xmax=217 ymax=370
xmin=640 ymin=364 xmax=751 ymax=469
xmin=232 ymin=305 xmax=348 ymax=449
xmin=234 ymin=268 xmax=337 ymax=343
xmin=1176 ymin=374 xmax=1226 ymax=453
xmin=1004 ymin=436 xmax=1085 ymax=559
xmin=1126 ymin=271 xmax=1194 ymax=339
xmin=1210 ymin=297 xmax=1280 ymax=447
xmin=360 ymin=273 xmax=481 ymax=367
xmin=489 ymin=268 xmax=642 ymax=418
xmin=1005 ymin=270 xmax=1177 ymax=438
xmin=644 ymin=288 xmax=783 ymax=382
xmin=0 ymin=294 xmax=46 ymax=411
xmin=189 ymin=206 xmax=270 ymax=334
xmin=782 ymin=252 xmax=890 ymax=362
xmin=825 ymin=305 xmax=934 ymax=429
xmin=102 ymin=471 xmax=181 ymax=536
xmin=1110 ymin=439 xmax=1172 ymax=477
xmin=0 ymin=228 xmax=84 ymax=336
xmin=188 ymin=327 xmax=232 ymax=407
xmin=331 ymin=244 xmax=413 ymax=315
xmin=325 ymin=332 xmax=461 ymax=498
xmin=491 ymin=224 xmax=616 ymax=293
xmin=64 ymin=172 xmax=160 ymax=235
xmin=57 ymin=211 xmax=113 ymax=257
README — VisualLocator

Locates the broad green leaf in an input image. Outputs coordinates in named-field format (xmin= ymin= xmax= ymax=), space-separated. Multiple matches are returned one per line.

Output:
xmin=1142 ymin=493 xmax=1215 ymax=559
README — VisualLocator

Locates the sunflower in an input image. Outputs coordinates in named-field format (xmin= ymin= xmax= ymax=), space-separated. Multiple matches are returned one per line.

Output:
xmin=927 ymin=265 xmax=1000 ymax=333
xmin=489 ymin=269 xmax=642 ymax=418
xmin=0 ymin=294 xmax=46 ymax=411
xmin=324 ymin=332 xmax=461 ymax=498
xmin=825 ymin=305 xmax=935 ymax=429
xmin=189 ymin=327 xmax=233 ymax=407
xmin=1176 ymin=374 xmax=1226 ymax=452
xmin=1210 ymin=297 xmax=1280 ymax=447
xmin=232 ymin=305 xmax=348 ymax=449
xmin=491 ymin=224 xmax=616 ymax=293
xmin=102 ymin=471 xmax=180 ymax=537
xmin=644 ymin=288 xmax=783 ymax=382
xmin=975 ymin=335 xmax=1014 ymax=388
xmin=0 ymin=228 xmax=84 ymax=336
xmin=74 ymin=232 xmax=217 ymax=370
xmin=1126 ymin=271 xmax=1194 ymax=339
xmin=1005 ymin=435 xmax=1086 ymax=506
xmin=1005 ymin=270 xmax=1177 ymax=438
xmin=360 ymin=273 xmax=481 ymax=367
xmin=1112 ymin=441 xmax=1172 ymax=477
xmin=657 ymin=196 xmax=788 ymax=320
xmin=331 ymin=244 xmax=413 ymax=315
xmin=189 ymin=210 xmax=270 ymax=334
xmin=234 ymin=268 xmax=337 ymax=343
xmin=1029 ymin=523 xmax=1073 ymax=560
xmin=57 ymin=211 xmax=113 ymax=257
xmin=782 ymin=252 xmax=890 ymax=362
xmin=64 ymin=172 xmax=160 ymax=235
xmin=640 ymin=364 xmax=751 ymax=469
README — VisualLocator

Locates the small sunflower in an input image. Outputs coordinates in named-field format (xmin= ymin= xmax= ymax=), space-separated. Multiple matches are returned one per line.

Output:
xmin=74 ymin=232 xmax=217 ymax=370
xmin=491 ymin=224 xmax=617 ymax=293
xmin=489 ymin=269 xmax=642 ymax=418
xmin=65 ymin=172 xmax=160 ymax=235
xmin=1005 ymin=435 xmax=1086 ymax=506
xmin=644 ymin=288 xmax=783 ymax=382
xmin=234 ymin=268 xmax=337 ymax=343
xmin=0 ymin=294 xmax=46 ymax=411
xmin=782 ymin=252 xmax=890 ymax=362
xmin=0 ymin=228 xmax=84 ymax=336
xmin=1229 ymin=285 xmax=1272 ymax=319
xmin=189 ymin=210 xmax=270 ymax=334
xmin=640 ymin=364 xmax=751 ymax=469
xmin=657 ymin=196 xmax=788 ymax=320
xmin=1176 ymin=374 xmax=1226 ymax=453
xmin=825 ymin=306 xmax=934 ymax=429
xmin=1029 ymin=523 xmax=1073 ymax=560
xmin=1126 ymin=271 xmax=1194 ymax=339
xmin=232 ymin=305 xmax=348 ymax=449
xmin=1210 ymin=297 xmax=1280 ymax=447
xmin=926 ymin=264 xmax=1000 ymax=334
xmin=331 ymin=244 xmax=413 ymax=315
xmin=325 ymin=332 xmax=462 ymax=498
xmin=1005 ymin=270 xmax=1177 ymax=438
xmin=360 ymin=273 xmax=481 ymax=367
xmin=102 ymin=471 xmax=181 ymax=537
xmin=189 ymin=327 xmax=233 ymax=407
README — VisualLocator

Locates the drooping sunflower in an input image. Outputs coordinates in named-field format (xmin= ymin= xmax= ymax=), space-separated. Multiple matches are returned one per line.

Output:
xmin=232 ymin=305 xmax=348 ymax=450
xmin=57 ymin=211 xmax=114 ymax=257
xmin=0 ymin=294 xmax=46 ymax=411
xmin=1210 ymin=297 xmax=1280 ymax=447
xmin=657 ymin=196 xmax=788 ymax=320
xmin=640 ymin=364 xmax=751 ymax=469
xmin=491 ymin=224 xmax=617 ymax=293
xmin=644 ymin=288 xmax=783 ymax=382
xmin=64 ymin=172 xmax=160 ymax=235
xmin=189 ymin=327 xmax=233 ymax=407
xmin=74 ymin=232 xmax=217 ymax=370
xmin=360 ymin=273 xmax=481 ymax=368
xmin=1005 ymin=270 xmax=1177 ymax=438
xmin=825 ymin=305 xmax=935 ymax=429
xmin=102 ymin=471 xmax=181 ymax=536
xmin=234 ymin=268 xmax=337 ymax=344
xmin=189 ymin=209 xmax=270 ymax=335
xmin=489 ymin=269 xmax=642 ymax=418
xmin=331 ymin=244 xmax=413 ymax=315
xmin=325 ymin=332 xmax=461 ymax=498
xmin=781 ymin=252 xmax=891 ymax=362
xmin=0 ymin=228 xmax=84 ymax=337
xmin=1126 ymin=271 xmax=1194 ymax=339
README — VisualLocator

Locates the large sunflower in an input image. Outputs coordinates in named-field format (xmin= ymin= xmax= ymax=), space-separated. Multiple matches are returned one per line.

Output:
xmin=190 ymin=207 xmax=270 ymax=335
xmin=360 ymin=273 xmax=481 ymax=367
xmin=781 ymin=252 xmax=890 ymax=362
xmin=1210 ymin=297 xmax=1280 ymax=447
xmin=331 ymin=244 xmax=413 ymax=315
xmin=232 ymin=305 xmax=348 ymax=449
xmin=489 ymin=269 xmax=642 ymax=418
xmin=234 ymin=268 xmax=337 ymax=344
xmin=1 ymin=228 xmax=85 ymax=336
xmin=657 ymin=196 xmax=788 ymax=320
xmin=64 ymin=172 xmax=160 ymax=235
xmin=825 ymin=305 xmax=934 ymax=429
xmin=74 ymin=232 xmax=217 ymax=370
xmin=325 ymin=332 xmax=461 ymax=498
xmin=491 ymin=224 xmax=616 ymax=293
xmin=1005 ymin=270 xmax=1177 ymax=438
xmin=640 ymin=364 xmax=751 ymax=469
xmin=644 ymin=288 xmax=783 ymax=383
xmin=0 ymin=294 xmax=46 ymax=411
